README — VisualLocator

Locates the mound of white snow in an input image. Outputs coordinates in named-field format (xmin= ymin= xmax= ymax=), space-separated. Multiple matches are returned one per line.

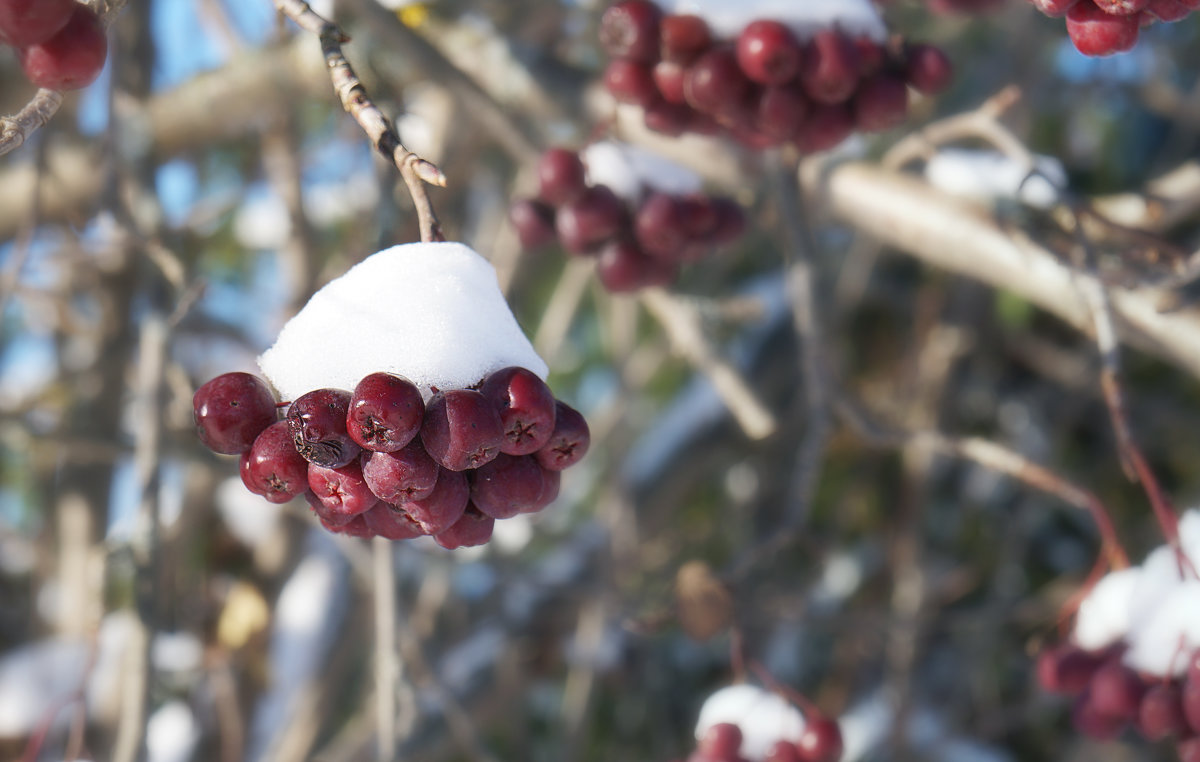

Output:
xmin=656 ymin=0 xmax=887 ymax=42
xmin=258 ymin=242 xmax=547 ymax=401
xmin=581 ymin=140 xmax=704 ymax=202
xmin=695 ymin=683 xmax=808 ymax=761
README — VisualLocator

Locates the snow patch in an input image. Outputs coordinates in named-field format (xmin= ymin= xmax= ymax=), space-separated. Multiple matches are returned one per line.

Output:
xmin=924 ymin=149 xmax=1067 ymax=209
xmin=581 ymin=140 xmax=704 ymax=202
xmin=656 ymin=0 xmax=887 ymax=42
xmin=258 ymin=242 xmax=547 ymax=402
xmin=695 ymin=684 xmax=807 ymax=761
xmin=1072 ymin=566 xmax=1140 ymax=651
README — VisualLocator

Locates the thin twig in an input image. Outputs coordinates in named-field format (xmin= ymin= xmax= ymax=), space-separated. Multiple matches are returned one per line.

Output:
xmin=882 ymin=85 xmax=1027 ymax=172
xmin=273 ymin=0 xmax=446 ymax=243
xmin=640 ymin=287 xmax=777 ymax=440
xmin=836 ymin=393 xmax=1130 ymax=570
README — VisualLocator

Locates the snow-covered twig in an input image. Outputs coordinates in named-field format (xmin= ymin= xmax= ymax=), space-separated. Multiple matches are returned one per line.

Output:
xmin=273 ymin=0 xmax=447 ymax=243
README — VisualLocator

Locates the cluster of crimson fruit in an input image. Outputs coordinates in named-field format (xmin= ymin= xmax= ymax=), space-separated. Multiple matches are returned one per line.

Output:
xmin=679 ymin=719 xmax=843 ymax=762
xmin=1030 ymin=0 xmax=1200 ymax=56
xmin=193 ymin=368 xmax=589 ymax=548
xmin=1 ymin=0 xmax=107 ymax=91
xmin=598 ymin=0 xmax=953 ymax=152
xmin=1038 ymin=640 xmax=1200 ymax=760
xmin=509 ymin=147 xmax=746 ymax=292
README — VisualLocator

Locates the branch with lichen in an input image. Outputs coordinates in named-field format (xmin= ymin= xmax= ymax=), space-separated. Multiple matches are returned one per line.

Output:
xmin=273 ymin=0 xmax=446 ymax=243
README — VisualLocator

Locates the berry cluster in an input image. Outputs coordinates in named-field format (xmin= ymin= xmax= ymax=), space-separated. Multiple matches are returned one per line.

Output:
xmin=681 ymin=720 xmax=843 ymax=762
xmin=1038 ymin=642 xmax=1200 ymax=759
xmin=194 ymin=368 xmax=589 ymax=549
xmin=0 ymin=0 xmax=107 ymax=91
xmin=598 ymin=0 xmax=953 ymax=151
xmin=510 ymin=146 xmax=746 ymax=292
xmin=1029 ymin=0 xmax=1200 ymax=56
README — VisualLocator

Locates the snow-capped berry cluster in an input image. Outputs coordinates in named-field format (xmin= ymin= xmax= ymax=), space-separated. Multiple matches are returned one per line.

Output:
xmin=599 ymin=0 xmax=953 ymax=150
xmin=194 ymin=367 xmax=588 ymax=548
xmin=1029 ymin=0 xmax=1200 ymax=56
xmin=688 ymin=684 xmax=844 ymax=762
xmin=0 ymin=0 xmax=107 ymax=91
xmin=194 ymin=242 xmax=587 ymax=549
xmin=510 ymin=142 xmax=746 ymax=292
xmin=1037 ymin=511 xmax=1200 ymax=759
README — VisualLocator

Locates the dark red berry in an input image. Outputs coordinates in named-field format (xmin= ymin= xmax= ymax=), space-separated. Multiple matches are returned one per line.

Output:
xmin=758 ymin=83 xmax=810 ymax=140
xmin=795 ymin=104 xmax=853 ymax=153
xmin=853 ymin=73 xmax=909 ymax=132
xmin=0 ymin=0 xmax=75 ymax=47
xmin=479 ymin=366 xmax=557 ymax=456
xmin=526 ymin=467 xmax=560 ymax=513
xmin=433 ymin=504 xmax=495 ymax=549
xmin=798 ymin=30 xmax=860 ymax=105
xmin=660 ymin=14 xmax=711 ymax=64
xmin=604 ymin=58 xmax=662 ymax=107
xmin=308 ymin=459 xmax=378 ymax=520
xmin=361 ymin=440 xmax=440 ymax=504
xmin=535 ymin=401 xmax=590 ymax=471
xmin=735 ymin=20 xmax=801 ymax=85
xmin=193 ymin=372 xmax=278 ymax=455
xmin=1137 ymin=681 xmax=1187 ymax=740
xmin=684 ymin=47 xmax=753 ymax=116
xmin=635 ymin=193 xmax=688 ymax=260
xmin=765 ymin=741 xmax=803 ymax=762
xmin=1036 ymin=643 xmax=1102 ymax=695
xmin=241 ymin=421 xmax=310 ymax=503
xmin=697 ymin=723 xmax=742 ymax=759
xmin=556 ymin=185 xmax=627 ymax=255
xmin=470 ymin=454 xmax=545 ymax=519
xmin=904 ymin=44 xmax=953 ymax=95
xmin=510 ymin=199 xmax=558 ymax=250
xmin=360 ymin=502 xmax=425 ymax=541
xmin=17 ymin=5 xmax=108 ymax=91
xmin=1065 ymin=0 xmax=1140 ymax=55
xmin=1072 ymin=690 xmax=1126 ymax=740
xmin=420 ymin=389 xmax=506 ymax=471
xmin=537 ymin=148 xmax=588 ymax=207
xmin=1088 ymin=659 xmax=1145 ymax=721
xmin=795 ymin=716 xmax=843 ymax=762
xmin=406 ymin=467 xmax=469 ymax=534
xmin=347 ymin=372 xmax=424 ymax=453
xmin=653 ymin=60 xmax=687 ymax=104
xmin=288 ymin=388 xmax=362 ymax=468
xmin=599 ymin=0 xmax=661 ymax=63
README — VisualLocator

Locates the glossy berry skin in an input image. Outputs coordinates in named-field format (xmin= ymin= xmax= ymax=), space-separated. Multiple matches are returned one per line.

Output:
xmin=305 ymin=488 xmax=355 ymax=527
xmin=599 ymin=0 xmax=661 ymax=63
xmin=510 ymin=199 xmax=557 ymax=250
xmin=526 ymin=467 xmax=561 ymax=513
xmin=241 ymin=421 xmax=310 ymax=503
xmin=288 ymin=388 xmax=361 ymax=468
xmin=537 ymin=148 xmax=588 ymax=207
xmin=535 ymin=401 xmax=590 ymax=471
xmin=480 ymin=366 xmax=557 ymax=456
xmin=361 ymin=440 xmax=439 ymax=504
xmin=433 ymin=504 xmax=495 ymax=549
xmin=470 ymin=454 xmax=545 ymax=520
xmin=604 ymin=59 xmax=661 ymax=107
xmin=795 ymin=716 xmax=843 ymax=762
xmin=421 ymin=389 xmax=506 ymax=471
xmin=853 ymin=73 xmax=909 ymax=132
xmin=308 ymin=459 xmax=378 ymax=520
xmin=636 ymin=193 xmax=687 ymax=260
xmin=596 ymin=238 xmax=676 ymax=292
xmin=1065 ymin=0 xmax=1140 ymax=55
xmin=406 ymin=467 xmax=469 ymax=534
xmin=0 ymin=0 xmax=75 ymax=46
xmin=17 ymin=5 xmax=108 ymax=91
xmin=735 ymin=20 xmax=801 ymax=85
xmin=684 ymin=47 xmax=752 ymax=116
xmin=347 ymin=372 xmax=424 ymax=453
xmin=193 ymin=372 xmax=278 ymax=455
xmin=1031 ymin=0 xmax=1081 ymax=15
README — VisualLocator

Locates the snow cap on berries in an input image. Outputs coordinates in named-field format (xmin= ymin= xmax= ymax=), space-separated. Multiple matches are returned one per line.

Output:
xmin=1072 ymin=566 xmax=1140 ymax=651
xmin=258 ymin=242 xmax=548 ymax=401
xmin=657 ymin=0 xmax=887 ymax=42
xmin=581 ymin=140 xmax=704 ymax=203
xmin=695 ymin=684 xmax=807 ymax=761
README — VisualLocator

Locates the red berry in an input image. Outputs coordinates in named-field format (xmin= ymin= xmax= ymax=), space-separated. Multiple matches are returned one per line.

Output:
xmin=535 ymin=401 xmax=590 ymax=471
xmin=794 ymin=104 xmax=853 ymax=153
xmin=555 ymin=185 xmax=627 ymax=255
xmin=599 ymin=0 xmax=661 ymax=63
xmin=0 ymin=0 xmax=75 ymax=47
xmin=1137 ymin=682 xmax=1187 ymax=740
xmin=308 ymin=459 xmax=378 ymax=520
xmin=193 ymin=372 xmax=279 ymax=455
xmin=470 ymin=454 xmax=545 ymax=519
xmin=735 ymin=20 xmax=801 ymax=85
xmin=509 ymin=199 xmax=558 ymax=250
xmin=537 ymin=148 xmax=588 ymax=207
xmin=697 ymin=723 xmax=743 ymax=759
xmin=1065 ymin=0 xmax=1141 ymax=55
xmin=479 ymin=366 xmax=557 ymax=456
xmin=406 ymin=467 xmax=469 ymax=534
xmin=904 ymin=44 xmax=953 ymax=95
xmin=653 ymin=60 xmax=688 ymax=104
xmin=361 ymin=441 xmax=440 ymax=505
xmin=796 ymin=716 xmax=843 ymax=762
xmin=420 ymin=389 xmax=505 ymax=471
xmin=241 ymin=421 xmax=310 ymax=503
xmin=660 ymin=14 xmax=712 ymax=63
xmin=604 ymin=58 xmax=661 ymax=107
xmin=798 ymin=30 xmax=860 ymax=105
xmin=596 ymin=238 xmax=676 ymax=292
xmin=684 ymin=47 xmax=753 ymax=116
xmin=347 ymin=372 xmax=424 ymax=453
xmin=1088 ymin=659 xmax=1145 ymax=721
xmin=17 ymin=5 xmax=107 ymax=91
xmin=433 ymin=504 xmax=495 ymax=549
xmin=287 ymin=388 xmax=361 ymax=468
xmin=360 ymin=502 xmax=424 ymax=540
xmin=853 ymin=73 xmax=909 ymax=132
xmin=757 ymin=83 xmax=810 ymax=140
xmin=1031 ymin=0 xmax=1082 ymax=15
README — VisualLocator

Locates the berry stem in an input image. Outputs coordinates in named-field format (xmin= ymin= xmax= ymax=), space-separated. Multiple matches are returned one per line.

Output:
xmin=273 ymin=0 xmax=446 ymax=243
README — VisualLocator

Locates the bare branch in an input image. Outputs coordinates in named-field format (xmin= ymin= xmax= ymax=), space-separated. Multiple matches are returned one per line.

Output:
xmin=274 ymin=0 xmax=446 ymax=242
